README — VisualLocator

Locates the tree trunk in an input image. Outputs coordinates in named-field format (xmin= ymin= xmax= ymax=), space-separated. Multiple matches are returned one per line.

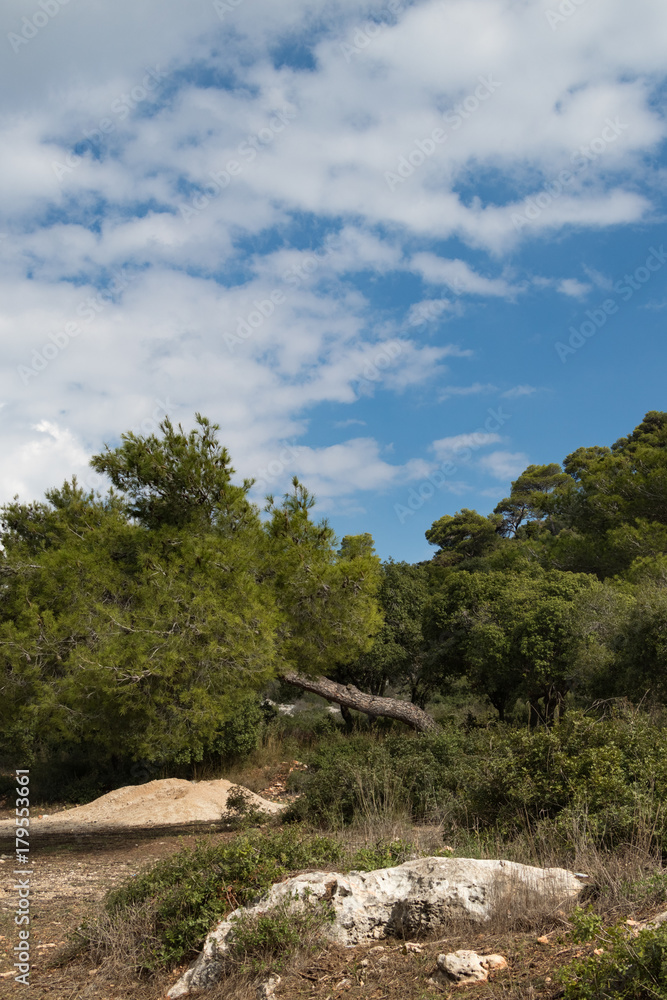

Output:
xmin=282 ymin=671 xmax=439 ymax=733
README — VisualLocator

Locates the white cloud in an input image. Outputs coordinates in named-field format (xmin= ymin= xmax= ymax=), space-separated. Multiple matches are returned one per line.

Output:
xmin=411 ymin=254 xmax=523 ymax=298
xmin=479 ymin=450 xmax=528 ymax=482
xmin=0 ymin=0 xmax=665 ymax=510
xmin=333 ymin=418 xmax=366 ymax=428
xmin=0 ymin=420 xmax=104 ymax=501
xmin=405 ymin=298 xmax=462 ymax=326
xmin=557 ymin=278 xmax=592 ymax=299
xmin=502 ymin=384 xmax=538 ymax=398
xmin=438 ymin=383 xmax=497 ymax=401
xmin=431 ymin=432 xmax=501 ymax=461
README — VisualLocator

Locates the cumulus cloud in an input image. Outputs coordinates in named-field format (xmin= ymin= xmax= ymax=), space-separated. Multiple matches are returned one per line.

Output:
xmin=0 ymin=0 xmax=665 ymax=511
xmin=431 ymin=432 xmax=501 ymax=461
xmin=557 ymin=278 xmax=592 ymax=299
xmin=479 ymin=450 xmax=528 ymax=482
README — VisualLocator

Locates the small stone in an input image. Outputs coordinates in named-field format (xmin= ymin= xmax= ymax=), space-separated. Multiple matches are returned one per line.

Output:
xmin=257 ymin=974 xmax=281 ymax=998
xmin=437 ymin=950 xmax=507 ymax=983
xmin=536 ymin=935 xmax=550 ymax=944
xmin=403 ymin=941 xmax=423 ymax=954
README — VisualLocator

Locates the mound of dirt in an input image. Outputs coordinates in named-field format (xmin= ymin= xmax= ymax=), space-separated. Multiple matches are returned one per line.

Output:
xmin=0 ymin=778 xmax=283 ymax=837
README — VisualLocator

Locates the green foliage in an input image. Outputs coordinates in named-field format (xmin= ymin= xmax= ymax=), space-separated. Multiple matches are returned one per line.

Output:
xmin=426 ymin=567 xmax=602 ymax=722
xmin=85 ymin=826 xmax=425 ymax=972
xmin=348 ymin=838 xmax=414 ymax=870
xmin=227 ymin=893 xmax=335 ymax=973
xmin=561 ymin=923 xmax=667 ymax=1000
xmin=426 ymin=508 xmax=503 ymax=563
xmin=569 ymin=906 xmax=605 ymax=944
xmin=89 ymin=413 xmax=254 ymax=531
xmin=494 ymin=462 xmax=573 ymax=537
xmin=1 ymin=419 xmax=382 ymax=770
xmin=211 ymin=698 xmax=265 ymax=762
xmin=266 ymin=479 xmax=382 ymax=677
xmin=626 ymin=871 xmax=667 ymax=909
xmin=95 ymin=828 xmax=345 ymax=969
xmin=288 ymin=713 xmax=667 ymax=848
xmin=334 ymin=560 xmax=434 ymax=707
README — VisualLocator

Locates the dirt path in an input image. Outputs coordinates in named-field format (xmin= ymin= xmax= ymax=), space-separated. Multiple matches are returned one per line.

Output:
xmin=0 ymin=830 xmax=231 ymax=999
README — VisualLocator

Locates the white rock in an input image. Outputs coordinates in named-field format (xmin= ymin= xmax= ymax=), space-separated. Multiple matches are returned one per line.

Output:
xmin=639 ymin=911 xmax=667 ymax=932
xmin=257 ymin=974 xmax=281 ymax=997
xmin=437 ymin=950 xmax=508 ymax=983
xmin=167 ymin=857 xmax=582 ymax=997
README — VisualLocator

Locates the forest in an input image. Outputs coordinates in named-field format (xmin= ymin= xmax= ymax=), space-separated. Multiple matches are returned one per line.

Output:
xmin=2 ymin=410 xmax=667 ymax=797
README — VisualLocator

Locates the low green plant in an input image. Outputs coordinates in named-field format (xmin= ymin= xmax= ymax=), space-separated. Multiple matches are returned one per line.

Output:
xmin=349 ymin=838 xmax=414 ymax=870
xmin=226 ymin=893 xmax=336 ymax=973
xmin=560 ymin=922 xmax=667 ymax=999
xmin=81 ymin=826 xmax=433 ymax=974
xmin=220 ymin=785 xmax=268 ymax=828
xmin=625 ymin=871 xmax=667 ymax=909
xmin=569 ymin=905 xmax=605 ymax=944
xmin=82 ymin=827 xmax=345 ymax=970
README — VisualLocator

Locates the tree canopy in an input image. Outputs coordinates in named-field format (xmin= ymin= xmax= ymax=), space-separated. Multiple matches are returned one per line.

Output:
xmin=0 ymin=418 xmax=381 ymax=764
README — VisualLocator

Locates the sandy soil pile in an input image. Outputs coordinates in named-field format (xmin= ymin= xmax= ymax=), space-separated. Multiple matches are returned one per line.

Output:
xmin=0 ymin=778 xmax=283 ymax=836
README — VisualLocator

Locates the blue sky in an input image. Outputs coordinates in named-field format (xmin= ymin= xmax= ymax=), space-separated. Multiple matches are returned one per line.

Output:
xmin=1 ymin=0 xmax=665 ymax=562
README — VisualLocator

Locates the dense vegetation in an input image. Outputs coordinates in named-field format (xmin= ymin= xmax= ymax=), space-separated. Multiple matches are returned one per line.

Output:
xmin=2 ymin=410 xmax=667 ymax=798
xmin=5 ymin=409 xmax=667 ymax=997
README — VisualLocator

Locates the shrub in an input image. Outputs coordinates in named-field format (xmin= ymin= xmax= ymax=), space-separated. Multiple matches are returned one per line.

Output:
xmin=561 ymin=922 xmax=667 ymax=999
xmin=83 ymin=827 xmax=344 ymax=970
xmin=81 ymin=824 xmax=433 ymax=974
xmin=287 ymin=712 xmax=667 ymax=851
xmin=226 ymin=893 xmax=336 ymax=973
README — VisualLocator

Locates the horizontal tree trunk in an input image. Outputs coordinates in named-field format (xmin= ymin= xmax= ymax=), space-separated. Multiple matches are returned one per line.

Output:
xmin=282 ymin=671 xmax=439 ymax=733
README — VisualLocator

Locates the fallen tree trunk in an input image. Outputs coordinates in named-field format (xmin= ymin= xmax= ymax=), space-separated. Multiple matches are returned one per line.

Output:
xmin=282 ymin=671 xmax=439 ymax=733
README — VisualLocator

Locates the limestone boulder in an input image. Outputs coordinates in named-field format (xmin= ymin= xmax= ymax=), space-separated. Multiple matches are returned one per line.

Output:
xmin=167 ymin=856 xmax=583 ymax=997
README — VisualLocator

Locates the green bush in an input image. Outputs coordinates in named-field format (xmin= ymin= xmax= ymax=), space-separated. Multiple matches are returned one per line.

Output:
xmin=569 ymin=906 xmax=605 ymax=944
xmin=87 ymin=827 xmax=344 ymax=970
xmin=561 ymin=923 xmax=667 ymax=999
xmin=82 ymin=825 xmax=429 ymax=973
xmin=209 ymin=697 xmax=265 ymax=761
xmin=287 ymin=712 xmax=667 ymax=849
xmin=227 ymin=893 xmax=336 ymax=973
xmin=348 ymin=838 xmax=415 ymax=870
